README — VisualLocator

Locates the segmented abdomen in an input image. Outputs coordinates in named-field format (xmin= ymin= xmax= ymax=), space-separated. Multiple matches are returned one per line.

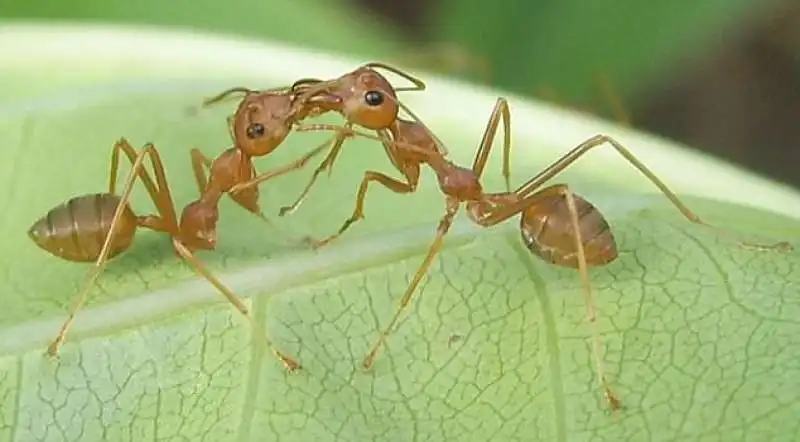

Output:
xmin=520 ymin=192 xmax=618 ymax=269
xmin=27 ymin=193 xmax=138 ymax=263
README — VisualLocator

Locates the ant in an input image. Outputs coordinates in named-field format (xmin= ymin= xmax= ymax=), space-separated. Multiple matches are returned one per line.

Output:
xmin=27 ymin=138 xmax=322 ymax=371
xmin=269 ymin=95 xmax=792 ymax=411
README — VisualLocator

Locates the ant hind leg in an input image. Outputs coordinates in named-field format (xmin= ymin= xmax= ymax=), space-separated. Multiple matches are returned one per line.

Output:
xmin=469 ymin=184 xmax=622 ymax=412
xmin=47 ymin=142 xmax=174 ymax=358
xmin=511 ymin=134 xmax=792 ymax=253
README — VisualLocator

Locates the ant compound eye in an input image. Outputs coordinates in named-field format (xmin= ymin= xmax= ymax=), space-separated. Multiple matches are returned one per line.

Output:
xmin=364 ymin=90 xmax=384 ymax=106
xmin=246 ymin=123 xmax=265 ymax=139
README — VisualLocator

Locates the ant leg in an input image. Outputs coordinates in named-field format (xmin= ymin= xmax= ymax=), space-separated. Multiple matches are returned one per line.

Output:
xmin=470 ymin=98 xmax=513 ymax=191
xmin=513 ymin=134 xmax=792 ymax=252
xmin=171 ymin=239 xmax=300 ymax=371
xmin=189 ymin=148 xmax=213 ymax=195
xmin=47 ymin=142 xmax=172 ymax=357
xmin=230 ymin=122 xmax=387 ymax=198
xmin=109 ymin=138 xmax=159 ymax=197
xmin=123 ymin=144 xmax=301 ymax=369
xmin=277 ymin=123 xmax=405 ymax=218
xmin=363 ymin=198 xmax=460 ymax=369
xmin=228 ymin=132 xmax=339 ymax=196
xmin=277 ymin=122 xmax=355 ymax=217
xmin=470 ymin=184 xmax=622 ymax=412
xmin=311 ymin=170 xmax=418 ymax=250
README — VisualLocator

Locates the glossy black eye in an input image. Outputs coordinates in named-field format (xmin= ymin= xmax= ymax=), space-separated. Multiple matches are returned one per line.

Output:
xmin=364 ymin=90 xmax=384 ymax=106
xmin=246 ymin=123 xmax=265 ymax=139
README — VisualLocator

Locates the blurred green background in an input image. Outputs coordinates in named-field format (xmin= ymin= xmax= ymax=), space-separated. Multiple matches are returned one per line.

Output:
xmin=2 ymin=0 xmax=799 ymax=188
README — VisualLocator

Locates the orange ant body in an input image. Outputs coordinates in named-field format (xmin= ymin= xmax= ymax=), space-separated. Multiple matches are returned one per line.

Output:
xmin=243 ymin=94 xmax=791 ymax=411
xmin=26 ymin=78 xmax=352 ymax=366
xmin=27 ymin=139 xmax=311 ymax=370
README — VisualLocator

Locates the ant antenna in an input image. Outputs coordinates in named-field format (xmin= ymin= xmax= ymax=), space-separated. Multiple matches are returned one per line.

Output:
xmin=202 ymin=86 xmax=257 ymax=107
xmin=360 ymin=62 xmax=427 ymax=92
xmin=290 ymin=78 xmax=323 ymax=91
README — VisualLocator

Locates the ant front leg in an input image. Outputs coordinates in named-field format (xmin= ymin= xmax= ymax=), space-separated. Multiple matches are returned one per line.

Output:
xmin=471 ymin=184 xmax=622 ymax=412
xmin=278 ymin=122 xmax=356 ymax=217
xmin=516 ymin=134 xmax=792 ymax=253
xmin=310 ymin=171 xmax=417 ymax=250
xmin=227 ymin=127 xmax=349 ymax=197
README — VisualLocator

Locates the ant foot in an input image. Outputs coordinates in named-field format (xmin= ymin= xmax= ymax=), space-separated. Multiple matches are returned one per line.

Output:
xmin=310 ymin=239 xmax=333 ymax=251
xmin=605 ymin=388 xmax=623 ymax=413
xmin=278 ymin=205 xmax=296 ymax=217
xmin=45 ymin=341 xmax=62 ymax=359
xmin=276 ymin=351 xmax=302 ymax=372
xmin=739 ymin=240 xmax=793 ymax=253
xmin=362 ymin=356 xmax=374 ymax=372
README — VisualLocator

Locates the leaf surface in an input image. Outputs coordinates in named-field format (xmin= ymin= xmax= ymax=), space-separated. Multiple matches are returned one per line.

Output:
xmin=1 ymin=25 xmax=799 ymax=442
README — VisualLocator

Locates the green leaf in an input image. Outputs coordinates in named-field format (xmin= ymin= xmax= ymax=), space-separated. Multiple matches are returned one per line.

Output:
xmin=2 ymin=24 xmax=800 ymax=441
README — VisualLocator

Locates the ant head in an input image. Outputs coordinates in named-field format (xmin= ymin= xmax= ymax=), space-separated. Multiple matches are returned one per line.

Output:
xmin=326 ymin=67 xmax=399 ymax=130
xmin=179 ymin=200 xmax=219 ymax=251
xmin=231 ymin=92 xmax=295 ymax=157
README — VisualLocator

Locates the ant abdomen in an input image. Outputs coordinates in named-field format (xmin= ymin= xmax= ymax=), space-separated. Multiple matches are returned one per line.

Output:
xmin=520 ymin=190 xmax=618 ymax=269
xmin=28 ymin=193 xmax=139 ymax=263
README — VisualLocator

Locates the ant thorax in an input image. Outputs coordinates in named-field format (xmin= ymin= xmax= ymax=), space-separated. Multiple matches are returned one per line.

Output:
xmin=436 ymin=163 xmax=483 ymax=201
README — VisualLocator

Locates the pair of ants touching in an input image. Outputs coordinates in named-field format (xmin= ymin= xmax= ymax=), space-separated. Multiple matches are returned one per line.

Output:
xmin=28 ymin=62 xmax=792 ymax=413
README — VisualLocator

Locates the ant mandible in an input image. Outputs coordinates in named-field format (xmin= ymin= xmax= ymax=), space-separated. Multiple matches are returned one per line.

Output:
xmin=27 ymin=138 xmax=318 ymax=371
xmin=282 ymin=95 xmax=792 ymax=411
